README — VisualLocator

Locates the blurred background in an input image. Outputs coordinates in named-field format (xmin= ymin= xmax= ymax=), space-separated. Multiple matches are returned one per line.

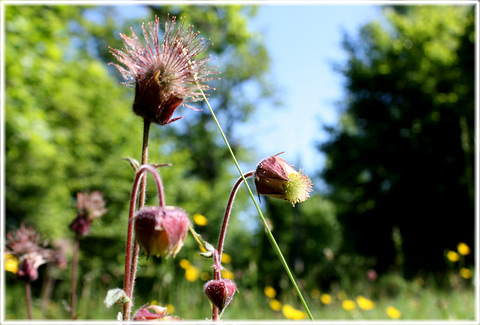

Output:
xmin=4 ymin=3 xmax=475 ymax=320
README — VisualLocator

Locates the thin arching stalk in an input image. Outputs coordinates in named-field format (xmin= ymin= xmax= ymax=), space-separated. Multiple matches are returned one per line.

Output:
xmin=123 ymin=160 xmax=166 ymax=321
xmin=212 ymin=171 xmax=255 ymax=321
xmin=199 ymin=89 xmax=314 ymax=321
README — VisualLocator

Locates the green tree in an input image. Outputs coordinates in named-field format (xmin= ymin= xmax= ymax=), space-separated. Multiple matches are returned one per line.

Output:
xmin=320 ymin=6 xmax=474 ymax=276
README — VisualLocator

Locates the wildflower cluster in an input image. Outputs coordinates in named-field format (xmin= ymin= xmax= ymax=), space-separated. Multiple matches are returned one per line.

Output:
xmin=445 ymin=242 xmax=472 ymax=280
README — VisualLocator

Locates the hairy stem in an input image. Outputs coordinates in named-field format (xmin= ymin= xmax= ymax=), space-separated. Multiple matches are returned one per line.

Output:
xmin=70 ymin=237 xmax=79 ymax=319
xmin=128 ymin=120 xmax=151 ymax=306
xmin=212 ymin=171 xmax=255 ymax=321
xmin=200 ymin=90 xmax=314 ymax=321
xmin=26 ymin=281 xmax=33 ymax=320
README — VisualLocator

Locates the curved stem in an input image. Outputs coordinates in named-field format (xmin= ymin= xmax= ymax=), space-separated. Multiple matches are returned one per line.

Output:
xmin=70 ymin=237 xmax=79 ymax=319
xmin=200 ymin=89 xmax=314 ymax=321
xmin=123 ymin=163 xmax=165 ymax=320
xmin=26 ymin=281 xmax=32 ymax=320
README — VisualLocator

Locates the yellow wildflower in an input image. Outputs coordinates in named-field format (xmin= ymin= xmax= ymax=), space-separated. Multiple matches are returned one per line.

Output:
xmin=336 ymin=290 xmax=347 ymax=300
xmin=356 ymin=296 xmax=375 ymax=310
xmin=184 ymin=265 xmax=200 ymax=282
xmin=269 ymin=299 xmax=282 ymax=311
xmin=320 ymin=294 xmax=332 ymax=305
xmin=282 ymin=304 xmax=306 ymax=320
xmin=221 ymin=252 xmax=232 ymax=264
xmin=179 ymin=259 xmax=191 ymax=269
xmin=460 ymin=268 xmax=472 ymax=279
xmin=201 ymin=271 xmax=210 ymax=281
xmin=5 ymin=253 xmax=18 ymax=274
xmin=386 ymin=306 xmax=401 ymax=319
xmin=166 ymin=304 xmax=175 ymax=314
xmin=310 ymin=289 xmax=320 ymax=299
xmin=342 ymin=299 xmax=356 ymax=311
xmin=193 ymin=213 xmax=208 ymax=226
xmin=446 ymin=250 xmax=459 ymax=262
xmin=221 ymin=269 xmax=235 ymax=280
xmin=457 ymin=242 xmax=471 ymax=256
xmin=264 ymin=286 xmax=277 ymax=299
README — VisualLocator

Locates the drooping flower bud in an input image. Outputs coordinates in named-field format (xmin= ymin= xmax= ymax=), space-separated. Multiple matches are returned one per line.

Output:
xmin=133 ymin=305 xmax=167 ymax=321
xmin=203 ymin=279 xmax=238 ymax=313
xmin=134 ymin=206 xmax=190 ymax=258
xmin=254 ymin=154 xmax=313 ymax=206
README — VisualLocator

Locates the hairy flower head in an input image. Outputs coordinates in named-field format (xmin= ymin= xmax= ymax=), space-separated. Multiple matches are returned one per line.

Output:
xmin=109 ymin=15 xmax=217 ymax=125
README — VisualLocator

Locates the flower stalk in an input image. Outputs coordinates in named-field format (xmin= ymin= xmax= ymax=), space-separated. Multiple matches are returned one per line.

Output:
xmin=70 ymin=237 xmax=79 ymax=319
xmin=199 ymin=89 xmax=314 ymax=321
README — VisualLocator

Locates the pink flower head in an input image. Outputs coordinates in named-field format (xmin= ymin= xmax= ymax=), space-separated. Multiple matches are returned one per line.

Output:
xmin=70 ymin=191 xmax=107 ymax=237
xmin=134 ymin=206 xmax=190 ymax=258
xmin=203 ymin=279 xmax=238 ymax=313
xmin=254 ymin=153 xmax=313 ymax=206
xmin=109 ymin=15 xmax=217 ymax=125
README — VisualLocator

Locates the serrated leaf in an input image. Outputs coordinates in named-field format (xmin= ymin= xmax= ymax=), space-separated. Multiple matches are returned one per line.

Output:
xmin=104 ymin=288 xmax=130 ymax=308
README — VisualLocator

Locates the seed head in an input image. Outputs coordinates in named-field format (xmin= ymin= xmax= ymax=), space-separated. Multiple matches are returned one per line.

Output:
xmin=109 ymin=15 xmax=217 ymax=125
xmin=134 ymin=206 xmax=190 ymax=258
xmin=254 ymin=153 xmax=313 ymax=205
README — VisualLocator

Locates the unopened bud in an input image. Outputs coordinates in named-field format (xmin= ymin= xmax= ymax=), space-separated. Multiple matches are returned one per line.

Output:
xmin=134 ymin=206 xmax=190 ymax=258
xmin=254 ymin=154 xmax=313 ymax=205
xmin=203 ymin=279 xmax=238 ymax=313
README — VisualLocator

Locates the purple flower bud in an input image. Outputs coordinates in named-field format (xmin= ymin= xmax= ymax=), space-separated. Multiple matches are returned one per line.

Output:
xmin=133 ymin=305 xmax=167 ymax=321
xmin=17 ymin=258 xmax=39 ymax=282
xmin=134 ymin=206 xmax=190 ymax=258
xmin=203 ymin=279 xmax=238 ymax=312
xmin=254 ymin=154 xmax=313 ymax=206
xmin=69 ymin=216 xmax=92 ymax=237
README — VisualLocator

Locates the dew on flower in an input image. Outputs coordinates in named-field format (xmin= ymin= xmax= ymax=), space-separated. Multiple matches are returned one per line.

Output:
xmin=386 ymin=306 xmax=402 ymax=319
xmin=342 ymin=299 xmax=356 ymax=311
xmin=457 ymin=242 xmax=471 ymax=256
xmin=320 ymin=294 xmax=332 ymax=305
xmin=282 ymin=304 xmax=306 ymax=320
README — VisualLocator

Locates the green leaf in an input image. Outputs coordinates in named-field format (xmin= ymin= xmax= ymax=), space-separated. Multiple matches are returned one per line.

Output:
xmin=104 ymin=288 xmax=130 ymax=308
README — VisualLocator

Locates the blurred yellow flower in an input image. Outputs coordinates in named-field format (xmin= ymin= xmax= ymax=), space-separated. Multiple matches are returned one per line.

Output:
xmin=201 ymin=271 xmax=210 ymax=281
xmin=185 ymin=266 xmax=200 ymax=282
xmin=221 ymin=252 xmax=232 ymax=264
xmin=320 ymin=294 xmax=332 ymax=305
xmin=342 ymin=299 xmax=356 ymax=311
xmin=309 ymin=289 xmax=320 ymax=299
xmin=282 ymin=304 xmax=306 ymax=320
xmin=179 ymin=259 xmax=191 ymax=269
xmin=193 ymin=213 xmax=208 ymax=226
xmin=264 ymin=286 xmax=277 ymax=299
xmin=460 ymin=268 xmax=472 ymax=279
xmin=446 ymin=250 xmax=459 ymax=262
xmin=221 ymin=269 xmax=235 ymax=280
xmin=356 ymin=296 xmax=375 ymax=310
xmin=166 ymin=304 xmax=175 ymax=314
xmin=336 ymin=290 xmax=347 ymax=300
xmin=269 ymin=299 xmax=282 ymax=311
xmin=457 ymin=242 xmax=471 ymax=256
xmin=150 ymin=299 xmax=158 ymax=305
xmin=386 ymin=306 xmax=401 ymax=319
xmin=5 ymin=253 xmax=18 ymax=274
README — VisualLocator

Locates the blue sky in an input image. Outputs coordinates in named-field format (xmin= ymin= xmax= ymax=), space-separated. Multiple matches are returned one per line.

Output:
xmin=243 ymin=5 xmax=382 ymax=182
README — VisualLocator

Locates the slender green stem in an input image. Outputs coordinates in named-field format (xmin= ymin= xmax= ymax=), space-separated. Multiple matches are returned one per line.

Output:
xmin=200 ymin=90 xmax=314 ymax=321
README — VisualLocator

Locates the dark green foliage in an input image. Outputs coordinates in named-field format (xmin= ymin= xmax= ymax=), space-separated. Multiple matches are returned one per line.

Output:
xmin=320 ymin=6 xmax=475 ymax=276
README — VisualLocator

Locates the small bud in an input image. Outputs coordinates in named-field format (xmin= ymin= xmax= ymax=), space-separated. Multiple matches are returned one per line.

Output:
xmin=254 ymin=154 xmax=313 ymax=205
xmin=69 ymin=216 xmax=92 ymax=237
xmin=134 ymin=206 xmax=190 ymax=258
xmin=203 ymin=279 xmax=238 ymax=313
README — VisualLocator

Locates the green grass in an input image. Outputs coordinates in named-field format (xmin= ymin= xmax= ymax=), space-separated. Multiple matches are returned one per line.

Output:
xmin=5 ymin=267 xmax=475 ymax=321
